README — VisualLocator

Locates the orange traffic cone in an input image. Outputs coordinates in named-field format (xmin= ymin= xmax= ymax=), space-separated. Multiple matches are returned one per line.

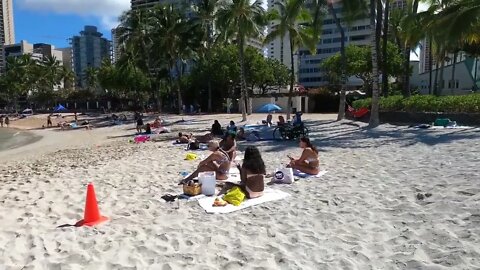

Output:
xmin=75 ymin=183 xmax=108 ymax=227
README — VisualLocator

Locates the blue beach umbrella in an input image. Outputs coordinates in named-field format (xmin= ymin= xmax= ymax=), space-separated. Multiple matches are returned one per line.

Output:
xmin=53 ymin=104 xmax=67 ymax=112
xmin=256 ymin=103 xmax=282 ymax=113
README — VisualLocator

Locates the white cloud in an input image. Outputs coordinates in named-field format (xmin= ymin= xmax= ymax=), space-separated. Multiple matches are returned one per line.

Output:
xmin=17 ymin=0 xmax=130 ymax=29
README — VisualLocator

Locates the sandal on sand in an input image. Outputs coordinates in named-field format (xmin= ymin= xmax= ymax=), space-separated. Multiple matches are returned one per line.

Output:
xmin=161 ymin=194 xmax=177 ymax=202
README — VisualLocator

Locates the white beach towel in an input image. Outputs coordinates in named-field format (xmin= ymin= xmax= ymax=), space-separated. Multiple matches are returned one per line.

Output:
xmin=198 ymin=188 xmax=290 ymax=214
xmin=293 ymin=170 xmax=328 ymax=179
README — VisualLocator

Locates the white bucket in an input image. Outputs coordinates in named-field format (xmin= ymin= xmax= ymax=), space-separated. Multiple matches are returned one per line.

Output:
xmin=199 ymin=171 xmax=216 ymax=196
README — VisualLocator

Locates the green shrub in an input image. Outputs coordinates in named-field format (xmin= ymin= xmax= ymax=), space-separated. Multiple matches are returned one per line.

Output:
xmin=352 ymin=98 xmax=371 ymax=109
xmin=351 ymin=94 xmax=480 ymax=113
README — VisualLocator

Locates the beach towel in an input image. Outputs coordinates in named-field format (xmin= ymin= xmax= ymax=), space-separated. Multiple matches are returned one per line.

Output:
xmin=198 ymin=188 xmax=290 ymax=214
xmin=293 ymin=170 xmax=328 ymax=178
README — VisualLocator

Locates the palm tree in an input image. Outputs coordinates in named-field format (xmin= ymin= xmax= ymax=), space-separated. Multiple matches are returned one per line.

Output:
xmin=217 ymin=0 xmax=266 ymax=121
xmin=84 ymin=67 xmax=99 ymax=93
xmin=368 ymin=0 xmax=380 ymax=127
xmin=265 ymin=0 xmax=317 ymax=120
xmin=150 ymin=4 xmax=200 ymax=114
xmin=192 ymin=0 xmax=221 ymax=112
xmin=326 ymin=0 xmax=367 ymax=120
xmin=39 ymin=56 xmax=62 ymax=92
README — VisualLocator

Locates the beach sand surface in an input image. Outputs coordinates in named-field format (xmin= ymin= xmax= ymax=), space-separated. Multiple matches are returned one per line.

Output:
xmin=0 ymin=113 xmax=479 ymax=269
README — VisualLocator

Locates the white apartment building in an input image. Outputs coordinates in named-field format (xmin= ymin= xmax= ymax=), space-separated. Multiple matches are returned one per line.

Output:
xmin=267 ymin=1 xmax=371 ymax=89
xmin=0 ymin=0 xmax=15 ymax=73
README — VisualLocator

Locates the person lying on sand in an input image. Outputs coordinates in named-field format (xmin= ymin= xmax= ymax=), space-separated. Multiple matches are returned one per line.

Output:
xmin=194 ymin=133 xmax=214 ymax=144
xmin=176 ymin=132 xmax=192 ymax=143
xmin=179 ymin=140 xmax=230 ymax=183
xmin=287 ymin=137 xmax=319 ymax=175
xmin=220 ymin=133 xmax=237 ymax=161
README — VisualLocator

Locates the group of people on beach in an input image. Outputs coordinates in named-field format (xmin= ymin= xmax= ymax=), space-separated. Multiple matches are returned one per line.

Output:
xmin=0 ymin=115 xmax=10 ymax=128
xmin=178 ymin=117 xmax=319 ymax=199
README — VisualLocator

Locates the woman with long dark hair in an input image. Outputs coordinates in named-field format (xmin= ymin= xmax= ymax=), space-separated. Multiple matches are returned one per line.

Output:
xmin=235 ymin=146 xmax=266 ymax=199
xmin=287 ymin=137 xmax=319 ymax=175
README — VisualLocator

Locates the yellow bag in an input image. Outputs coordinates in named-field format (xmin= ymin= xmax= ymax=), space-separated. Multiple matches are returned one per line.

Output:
xmin=185 ymin=153 xmax=197 ymax=161
xmin=223 ymin=186 xmax=246 ymax=206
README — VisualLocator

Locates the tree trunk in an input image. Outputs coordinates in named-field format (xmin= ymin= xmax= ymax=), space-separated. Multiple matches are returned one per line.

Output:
xmin=207 ymin=78 xmax=212 ymax=112
xmin=287 ymin=36 xmax=295 ymax=120
xmin=402 ymin=46 xmax=411 ymax=97
xmin=450 ymin=51 xmax=457 ymax=95
xmin=369 ymin=0 xmax=380 ymax=128
xmin=402 ymin=0 xmax=419 ymax=97
xmin=174 ymin=63 xmax=183 ymax=114
xmin=382 ymin=0 xmax=390 ymax=97
xmin=238 ymin=37 xmax=247 ymax=122
xmin=434 ymin=61 xmax=439 ymax=96
xmin=329 ymin=3 xmax=346 ymax=120
xmin=438 ymin=50 xmax=446 ymax=95
xmin=428 ymin=38 xmax=433 ymax=95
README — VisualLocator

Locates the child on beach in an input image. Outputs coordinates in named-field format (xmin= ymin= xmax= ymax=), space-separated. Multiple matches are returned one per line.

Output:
xmin=47 ymin=115 xmax=53 ymax=127
xmin=287 ymin=137 xmax=319 ymax=175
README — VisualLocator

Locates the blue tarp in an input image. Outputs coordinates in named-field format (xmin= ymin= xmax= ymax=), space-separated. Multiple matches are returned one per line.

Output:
xmin=53 ymin=104 xmax=67 ymax=112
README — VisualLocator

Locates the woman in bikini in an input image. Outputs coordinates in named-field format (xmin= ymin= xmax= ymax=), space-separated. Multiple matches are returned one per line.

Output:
xmin=180 ymin=140 xmax=231 ymax=183
xmin=287 ymin=137 xmax=320 ymax=175
xmin=220 ymin=133 xmax=237 ymax=161
xmin=235 ymin=146 xmax=266 ymax=199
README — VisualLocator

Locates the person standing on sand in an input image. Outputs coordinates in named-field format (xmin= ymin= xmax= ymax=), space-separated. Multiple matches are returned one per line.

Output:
xmin=74 ymin=112 xmax=78 ymax=123
xmin=47 ymin=114 xmax=53 ymax=127
xmin=0 ymin=115 xmax=3 ymax=127
xmin=5 ymin=116 xmax=9 ymax=127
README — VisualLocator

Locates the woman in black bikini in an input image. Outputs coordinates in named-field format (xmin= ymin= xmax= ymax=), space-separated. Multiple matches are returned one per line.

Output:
xmin=180 ymin=140 xmax=231 ymax=183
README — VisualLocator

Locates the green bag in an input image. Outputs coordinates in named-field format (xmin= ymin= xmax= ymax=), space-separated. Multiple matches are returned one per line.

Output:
xmin=223 ymin=186 xmax=246 ymax=206
xmin=434 ymin=118 xmax=451 ymax=127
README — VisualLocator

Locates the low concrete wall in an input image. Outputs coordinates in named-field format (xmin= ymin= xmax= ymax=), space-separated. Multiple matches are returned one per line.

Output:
xmin=380 ymin=111 xmax=480 ymax=126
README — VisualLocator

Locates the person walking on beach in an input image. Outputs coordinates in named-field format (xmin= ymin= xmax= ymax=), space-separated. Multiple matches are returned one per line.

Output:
xmin=4 ymin=116 xmax=9 ymax=127
xmin=47 ymin=114 xmax=53 ymax=127
xmin=74 ymin=112 xmax=78 ymax=123
xmin=0 ymin=115 xmax=3 ymax=127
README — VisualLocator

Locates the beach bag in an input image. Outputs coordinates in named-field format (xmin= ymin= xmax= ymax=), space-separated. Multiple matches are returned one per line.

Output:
xmin=223 ymin=186 xmax=246 ymax=206
xmin=185 ymin=153 xmax=198 ymax=161
xmin=272 ymin=168 xmax=294 ymax=184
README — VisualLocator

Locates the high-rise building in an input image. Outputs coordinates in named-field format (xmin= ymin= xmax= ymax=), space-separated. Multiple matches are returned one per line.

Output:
xmin=2 ymin=0 xmax=14 ymax=45
xmin=111 ymin=27 xmax=121 ymax=63
xmin=71 ymin=26 xmax=111 ymax=88
xmin=0 ymin=0 xmax=15 ymax=73
xmin=268 ymin=2 xmax=371 ymax=89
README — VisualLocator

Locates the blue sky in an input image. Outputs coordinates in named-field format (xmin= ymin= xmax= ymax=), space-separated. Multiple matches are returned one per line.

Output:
xmin=14 ymin=0 xmax=130 ymax=48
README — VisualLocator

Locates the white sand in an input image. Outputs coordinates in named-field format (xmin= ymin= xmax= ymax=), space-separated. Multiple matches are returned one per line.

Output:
xmin=0 ymin=113 xmax=479 ymax=269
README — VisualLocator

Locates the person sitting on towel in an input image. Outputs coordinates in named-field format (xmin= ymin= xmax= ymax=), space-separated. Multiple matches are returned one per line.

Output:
xmin=211 ymin=120 xmax=223 ymax=136
xmin=236 ymin=128 xmax=246 ymax=141
xmin=226 ymin=121 xmax=237 ymax=135
xmin=177 ymin=132 xmax=191 ymax=143
xmin=220 ymin=133 xmax=237 ymax=161
xmin=145 ymin=123 xmax=152 ymax=134
xmin=236 ymin=146 xmax=266 ymax=198
xmin=287 ymin=137 xmax=319 ymax=175
xmin=179 ymin=140 xmax=230 ymax=183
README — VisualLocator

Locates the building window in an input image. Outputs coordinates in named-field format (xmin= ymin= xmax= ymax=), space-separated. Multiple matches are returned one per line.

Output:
xmin=351 ymin=35 xmax=367 ymax=41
